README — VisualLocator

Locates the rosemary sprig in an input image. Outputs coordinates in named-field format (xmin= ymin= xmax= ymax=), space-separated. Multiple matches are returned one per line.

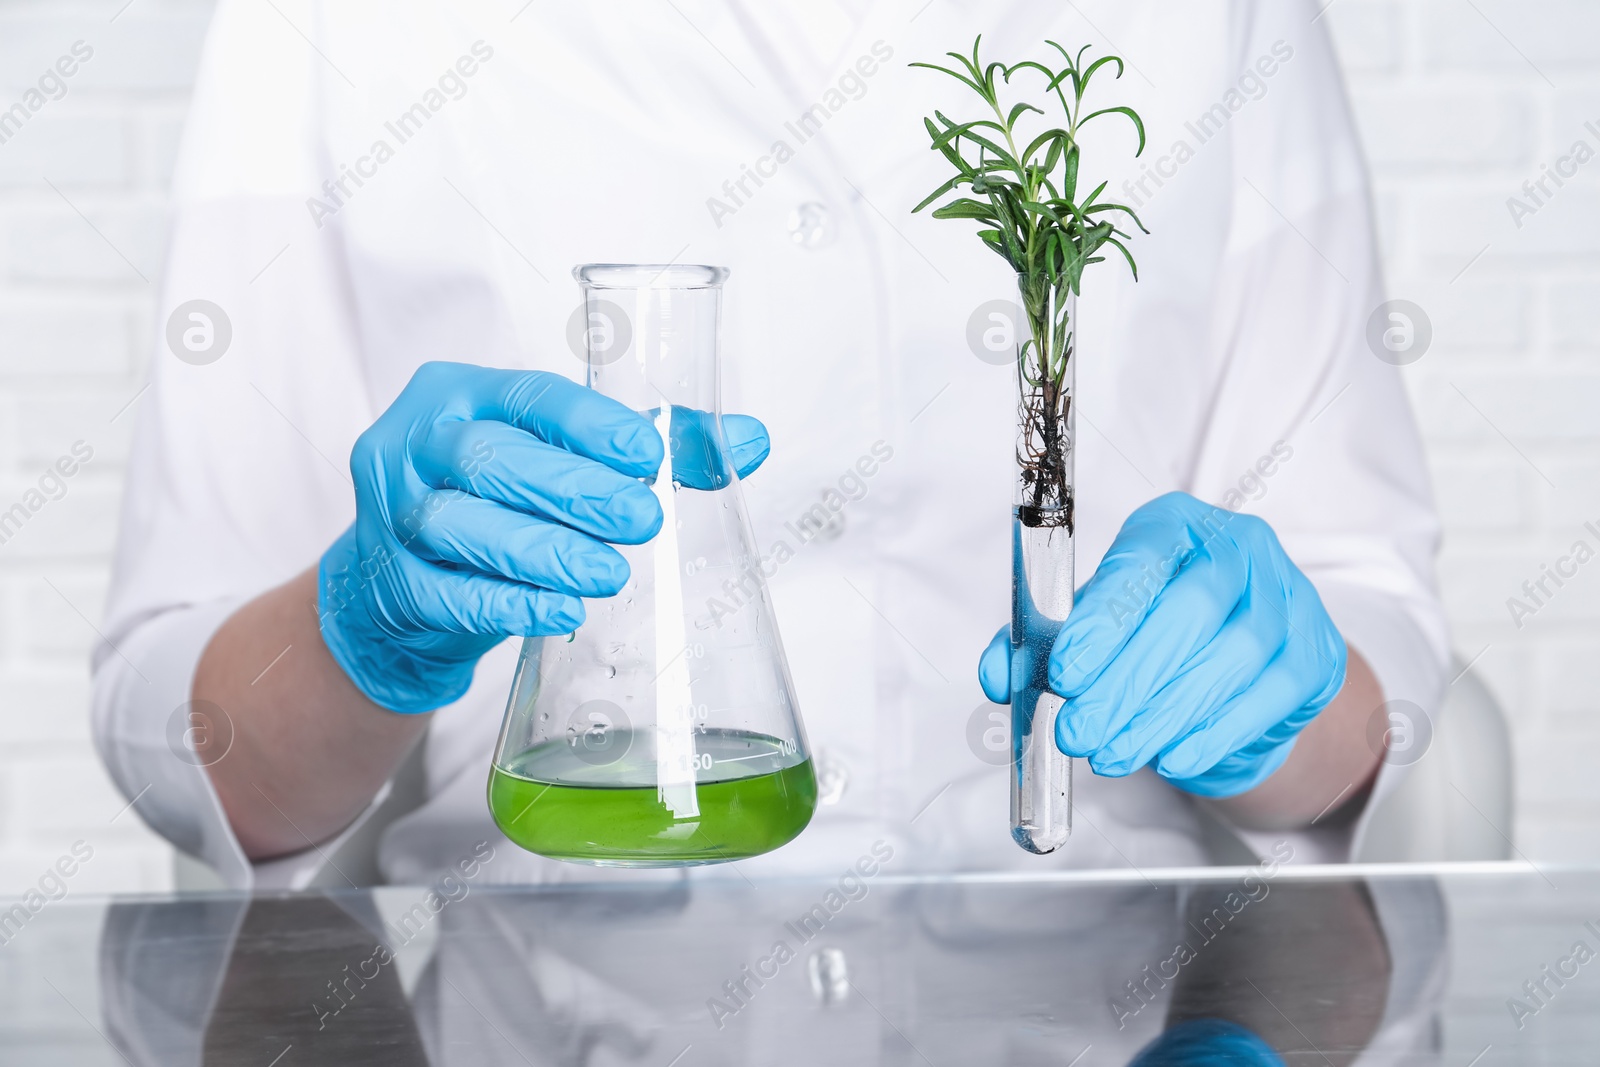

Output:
xmin=911 ymin=35 xmax=1147 ymax=291
xmin=912 ymin=36 xmax=1147 ymax=528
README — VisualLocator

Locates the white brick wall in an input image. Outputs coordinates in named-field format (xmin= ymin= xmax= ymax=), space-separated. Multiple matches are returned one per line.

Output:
xmin=1330 ymin=0 xmax=1600 ymax=861
xmin=0 ymin=0 xmax=213 ymax=895
xmin=0 ymin=0 xmax=1594 ymax=894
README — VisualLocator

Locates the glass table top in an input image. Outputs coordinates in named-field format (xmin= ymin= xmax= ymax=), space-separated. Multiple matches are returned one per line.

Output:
xmin=0 ymin=863 xmax=1593 ymax=1065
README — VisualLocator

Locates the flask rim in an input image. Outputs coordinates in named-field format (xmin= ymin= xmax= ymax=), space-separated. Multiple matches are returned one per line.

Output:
xmin=574 ymin=263 xmax=729 ymax=290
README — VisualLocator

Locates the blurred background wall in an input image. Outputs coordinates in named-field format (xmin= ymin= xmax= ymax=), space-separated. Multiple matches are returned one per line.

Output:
xmin=0 ymin=0 xmax=214 ymax=893
xmin=0 ymin=0 xmax=1589 ymax=893
xmin=1334 ymin=0 xmax=1600 ymax=863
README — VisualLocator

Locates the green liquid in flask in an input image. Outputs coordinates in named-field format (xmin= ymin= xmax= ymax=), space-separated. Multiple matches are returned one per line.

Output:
xmin=488 ymin=727 xmax=817 ymax=867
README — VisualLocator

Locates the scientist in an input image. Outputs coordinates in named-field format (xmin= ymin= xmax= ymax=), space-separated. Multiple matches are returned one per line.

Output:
xmin=92 ymin=0 xmax=1446 ymax=888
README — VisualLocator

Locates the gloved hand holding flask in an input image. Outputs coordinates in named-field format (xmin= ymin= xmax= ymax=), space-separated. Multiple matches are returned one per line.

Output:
xmin=318 ymin=361 xmax=769 ymax=714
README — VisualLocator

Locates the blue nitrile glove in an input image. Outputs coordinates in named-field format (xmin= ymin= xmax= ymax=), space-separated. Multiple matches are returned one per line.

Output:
xmin=319 ymin=362 xmax=769 ymax=713
xmin=978 ymin=492 xmax=1346 ymax=798
xmin=1129 ymin=1019 xmax=1285 ymax=1066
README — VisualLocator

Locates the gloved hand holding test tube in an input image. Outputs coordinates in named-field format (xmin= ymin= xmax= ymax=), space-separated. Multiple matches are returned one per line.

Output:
xmin=980 ymin=492 xmax=1348 ymax=800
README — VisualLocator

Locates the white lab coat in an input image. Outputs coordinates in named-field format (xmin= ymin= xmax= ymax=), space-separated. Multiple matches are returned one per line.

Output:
xmin=91 ymin=0 xmax=1448 ymax=889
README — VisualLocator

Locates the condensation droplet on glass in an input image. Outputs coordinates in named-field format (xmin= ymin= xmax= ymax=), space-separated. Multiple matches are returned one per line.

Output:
xmin=807 ymin=947 xmax=849 ymax=1005
xmin=815 ymin=749 xmax=849 ymax=806
xmin=604 ymin=665 xmax=617 ymax=678
xmin=788 ymin=202 xmax=836 ymax=249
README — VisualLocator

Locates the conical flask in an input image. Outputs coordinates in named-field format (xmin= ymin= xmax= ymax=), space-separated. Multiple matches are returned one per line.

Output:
xmin=489 ymin=264 xmax=817 ymax=867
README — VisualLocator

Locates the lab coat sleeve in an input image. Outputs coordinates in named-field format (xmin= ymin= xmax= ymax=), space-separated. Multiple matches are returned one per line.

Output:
xmin=90 ymin=0 xmax=381 ymax=888
xmin=1187 ymin=0 xmax=1449 ymax=861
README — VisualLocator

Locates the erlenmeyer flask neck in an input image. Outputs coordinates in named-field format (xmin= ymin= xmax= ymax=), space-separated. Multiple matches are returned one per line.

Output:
xmin=575 ymin=263 xmax=727 ymax=416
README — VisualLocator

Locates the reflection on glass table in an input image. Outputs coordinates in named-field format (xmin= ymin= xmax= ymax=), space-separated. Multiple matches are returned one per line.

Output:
xmin=19 ymin=866 xmax=1600 ymax=1065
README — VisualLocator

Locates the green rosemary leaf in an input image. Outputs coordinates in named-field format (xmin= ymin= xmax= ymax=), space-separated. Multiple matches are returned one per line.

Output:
xmin=1007 ymin=101 xmax=1045 ymax=127
xmin=923 ymin=118 xmax=968 ymax=171
xmin=971 ymin=173 xmax=1022 ymax=196
xmin=1042 ymin=41 xmax=1082 ymax=97
xmin=963 ymin=38 xmax=987 ymax=82
xmin=912 ymin=176 xmax=963 ymax=213
xmin=955 ymin=129 xmax=1016 ymax=165
xmin=1042 ymin=136 xmax=1064 ymax=175
xmin=1084 ymin=201 xmax=1150 ymax=234
xmin=983 ymin=61 xmax=1008 ymax=99
xmin=930 ymin=118 xmax=1009 ymax=152
xmin=1004 ymin=60 xmax=1057 ymax=84
xmin=909 ymin=61 xmax=985 ymax=96
xmin=1020 ymin=200 xmax=1064 ymax=224
xmin=1079 ymin=54 xmax=1125 ymax=90
xmin=1080 ymin=106 xmax=1147 ymax=155
xmin=931 ymin=199 xmax=1000 ymax=221
xmin=1021 ymin=128 xmax=1067 ymax=165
